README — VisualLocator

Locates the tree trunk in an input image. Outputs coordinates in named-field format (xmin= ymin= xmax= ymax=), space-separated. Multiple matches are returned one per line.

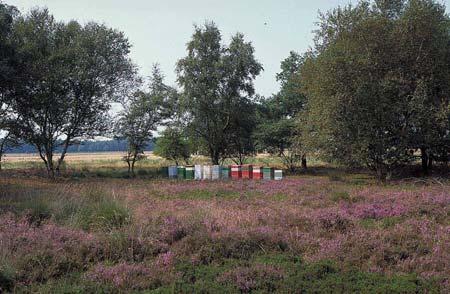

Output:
xmin=301 ymin=154 xmax=307 ymax=169
xmin=0 ymin=142 xmax=4 ymax=171
xmin=375 ymin=161 xmax=387 ymax=182
xmin=211 ymin=150 xmax=220 ymax=165
xmin=420 ymin=147 xmax=429 ymax=175
xmin=131 ymin=157 xmax=136 ymax=177
xmin=127 ymin=160 xmax=131 ymax=175
xmin=0 ymin=148 xmax=3 ymax=171
xmin=45 ymin=146 xmax=55 ymax=178
xmin=56 ymin=137 xmax=72 ymax=175
xmin=47 ymin=158 xmax=55 ymax=178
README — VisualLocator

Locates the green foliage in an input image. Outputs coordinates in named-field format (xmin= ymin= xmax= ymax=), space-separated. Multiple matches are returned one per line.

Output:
xmin=14 ymin=272 xmax=114 ymax=293
xmin=255 ymin=52 xmax=308 ymax=171
xmin=167 ymin=256 xmax=440 ymax=294
xmin=176 ymin=21 xmax=263 ymax=164
xmin=0 ymin=261 xmax=15 ymax=293
xmin=330 ymin=191 xmax=351 ymax=202
xmin=115 ymin=64 xmax=175 ymax=176
xmin=0 ymin=3 xmax=21 ymax=171
xmin=301 ymin=0 xmax=450 ymax=179
xmin=8 ymin=8 xmax=136 ymax=177
xmin=154 ymin=127 xmax=191 ymax=165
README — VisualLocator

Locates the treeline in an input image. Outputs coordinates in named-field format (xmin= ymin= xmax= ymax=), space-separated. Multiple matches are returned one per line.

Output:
xmin=5 ymin=140 xmax=153 ymax=154
xmin=1 ymin=0 xmax=449 ymax=179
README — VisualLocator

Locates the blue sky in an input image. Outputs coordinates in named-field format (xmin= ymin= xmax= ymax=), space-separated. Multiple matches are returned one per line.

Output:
xmin=9 ymin=0 xmax=450 ymax=97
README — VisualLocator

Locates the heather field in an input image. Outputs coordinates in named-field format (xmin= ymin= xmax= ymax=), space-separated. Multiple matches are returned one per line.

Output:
xmin=0 ymin=167 xmax=449 ymax=293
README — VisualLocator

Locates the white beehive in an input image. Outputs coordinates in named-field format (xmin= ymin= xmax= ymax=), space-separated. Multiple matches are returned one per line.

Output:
xmin=212 ymin=165 xmax=220 ymax=180
xmin=203 ymin=165 xmax=212 ymax=180
xmin=194 ymin=165 xmax=203 ymax=180
xmin=274 ymin=170 xmax=283 ymax=180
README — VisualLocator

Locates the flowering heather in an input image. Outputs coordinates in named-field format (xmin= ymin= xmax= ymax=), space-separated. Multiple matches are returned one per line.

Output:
xmin=86 ymin=263 xmax=157 ymax=290
xmin=150 ymin=177 xmax=324 ymax=198
xmin=154 ymin=251 xmax=175 ymax=267
xmin=0 ymin=213 xmax=101 ymax=284
xmin=218 ymin=264 xmax=285 ymax=292
xmin=342 ymin=202 xmax=408 ymax=219
xmin=1 ymin=174 xmax=449 ymax=292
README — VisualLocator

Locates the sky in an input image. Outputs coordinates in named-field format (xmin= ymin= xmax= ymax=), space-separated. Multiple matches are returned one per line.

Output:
xmin=8 ymin=0 xmax=450 ymax=97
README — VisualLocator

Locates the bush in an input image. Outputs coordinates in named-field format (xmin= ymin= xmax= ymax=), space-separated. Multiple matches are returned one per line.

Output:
xmin=218 ymin=264 xmax=285 ymax=292
xmin=0 ymin=262 xmax=15 ymax=293
xmin=86 ymin=263 xmax=163 ymax=291
xmin=330 ymin=191 xmax=351 ymax=202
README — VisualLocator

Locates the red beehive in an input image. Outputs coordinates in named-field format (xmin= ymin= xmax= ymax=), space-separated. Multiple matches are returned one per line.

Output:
xmin=231 ymin=165 xmax=242 ymax=179
xmin=252 ymin=166 xmax=263 ymax=179
xmin=241 ymin=164 xmax=253 ymax=179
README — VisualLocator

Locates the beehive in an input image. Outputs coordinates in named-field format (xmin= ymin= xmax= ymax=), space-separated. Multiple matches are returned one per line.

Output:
xmin=185 ymin=166 xmax=195 ymax=180
xmin=242 ymin=165 xmax=253 ymax=179
xmin=212 ymin=165 xmax=220 ymax=180
xmin=194 ymin=165 xmax=203 ymax=180
xmin=263 ymin=167 xmax=274 ymax=180
xmin=252 ymin=166 xmax=263 ymax=179
xmin=274 ymin=169 xmax=283 ymax=180
xmin=177 ymin=166 xmax=186 ymax=179
xmin=231 ymin=165 xmax=242 ymax=179
xmin=221 ymin=166 xmax=230 ymax=179
xmin=168 ymin=166 xmax=178 ymax=179
xmin=203 ymin=165 xmax=212 ymax=180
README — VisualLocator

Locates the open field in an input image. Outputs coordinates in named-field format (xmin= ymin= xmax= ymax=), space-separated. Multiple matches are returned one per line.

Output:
xmin=3 ymin=152 xmax=131 ymax=162
xmin=0 ymin=156 xmax=449 ymax=293
xmin=1 ymin=152 xmax=327 ymax=177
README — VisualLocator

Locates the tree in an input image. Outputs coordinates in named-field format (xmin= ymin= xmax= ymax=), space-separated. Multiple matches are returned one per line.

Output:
xmin=255 ymin=99 xmax=301 ymax=171
xmin=0 ymin=2 xmax=20 ymax=171
xmin=300 ymin=0 xmax=450 ymax=179
xmin=255 ymin=52 xmax=308 ymax=171
xmin=10 ymin=9 xmax=136 ymax=177
xmin=115 ymin=92 xmax=154 ymax=176
xmin=115 ymin=65 xmax=171 ymax=176
xmin=0 ymin=2 xmax=18 ymax=102
xmin=0 ymin=130 xmax=19 ymax=170
xmin=394 ymin=0 xmax=450 ymax=174
xmin=223 ymin=98 xmax=257 ymax=165
xmin=154 ymin=127 xmax=191 ymax=165
xmin=176 ymin=22 xmax=263 ymax=164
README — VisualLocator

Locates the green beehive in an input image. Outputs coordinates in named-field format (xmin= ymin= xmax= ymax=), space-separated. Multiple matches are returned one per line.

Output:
xmin=185 ymin=166 xmax=194 ymax=180
xmin=263 ymin=167 xmax=274 ymax=180
xmin=177 ymin=166 xmax=186 ymax=179
xmin=221 ymin=166 xmax=230 ymax=179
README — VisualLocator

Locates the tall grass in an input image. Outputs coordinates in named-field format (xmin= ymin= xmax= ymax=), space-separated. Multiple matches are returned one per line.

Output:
xmin=0 ymin=184 xmax=130 ymax=232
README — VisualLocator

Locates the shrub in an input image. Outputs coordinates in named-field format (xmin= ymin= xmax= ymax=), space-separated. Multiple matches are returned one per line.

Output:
xmin=0 ymin=214 xmax=101 ymax=285
xmin=86 ymin=263 xmax=162 ymax=290
xmin=330 ymin=191 xmax=364 ymax=204
xmin=218 ymin=264 xmax=285 ymax=293
xmin=0 ymin=261 xmax=15 ymax=293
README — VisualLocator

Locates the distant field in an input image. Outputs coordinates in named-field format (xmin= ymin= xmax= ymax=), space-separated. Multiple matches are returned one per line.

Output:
xmin=3 ymin=152 xmax=158 ymax=162
xmin=1 ymin=152 xmax=312 ymax=173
